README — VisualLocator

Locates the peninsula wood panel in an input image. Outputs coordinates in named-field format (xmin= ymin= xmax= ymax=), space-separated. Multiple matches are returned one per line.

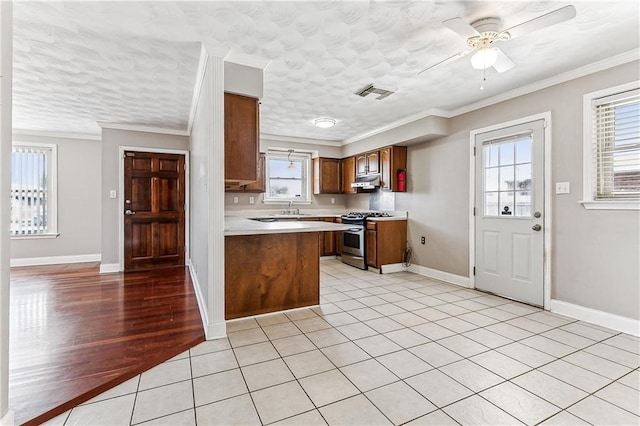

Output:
xmin=9 ymin=263 xmax=204 ymax=426
xmin=225 ymin=232 xmax=320 ymax=319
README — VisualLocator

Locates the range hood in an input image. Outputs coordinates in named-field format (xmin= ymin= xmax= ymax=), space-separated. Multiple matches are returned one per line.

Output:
xmin=351 ymin=174 xmax=380 ymax=191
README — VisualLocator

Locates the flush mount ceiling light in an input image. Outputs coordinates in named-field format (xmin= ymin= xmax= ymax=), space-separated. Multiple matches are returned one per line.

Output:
xmin=313 ymin=117 xmax=336 ymax=129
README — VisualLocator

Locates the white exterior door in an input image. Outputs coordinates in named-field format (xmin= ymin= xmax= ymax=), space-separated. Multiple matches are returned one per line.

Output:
xmin=475 ymin=119 xmax=545 ymax=306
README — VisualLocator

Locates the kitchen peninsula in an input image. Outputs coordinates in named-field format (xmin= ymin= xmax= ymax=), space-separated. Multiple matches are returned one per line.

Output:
xmin=224 ymin=216 xmax=351 ymax=319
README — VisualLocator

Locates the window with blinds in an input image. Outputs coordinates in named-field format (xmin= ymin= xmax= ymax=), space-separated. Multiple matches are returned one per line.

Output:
xmin=264 ymin=150 xmax=311 ymax=203
xmin=592 ymin=88 xmax=640 ymax=200
xmin=11 ymin=143 xmax=57 ymax=236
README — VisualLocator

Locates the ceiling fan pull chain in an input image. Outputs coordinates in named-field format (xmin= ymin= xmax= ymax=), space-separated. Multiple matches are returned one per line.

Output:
xmin=480 ymin=68 xmax=487 ymax=90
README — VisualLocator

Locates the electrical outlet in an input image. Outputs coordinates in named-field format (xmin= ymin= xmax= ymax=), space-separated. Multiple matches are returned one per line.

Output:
xmin=421 ymin=236 xmax=426 ymax=245
xmin=109 ymin=190 xmax=117 ymax=199
xmin=331 ymin=198 xmax=335 ymax=204
xmin=555 ymin=182 xmax=570 ymax=194
xmin=233 ymin=196 xmax=239 ymax=204
xmin=249 ymin=196 xmax=255 ymax=204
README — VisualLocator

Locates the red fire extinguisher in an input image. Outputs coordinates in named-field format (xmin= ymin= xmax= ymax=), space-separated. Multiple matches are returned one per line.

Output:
xmin=397 ymin=169 xmax=406 ymax=192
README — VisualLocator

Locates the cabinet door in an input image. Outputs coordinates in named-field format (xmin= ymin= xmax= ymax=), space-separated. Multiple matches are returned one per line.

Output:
xmin=367 ymin=151 xmax=379 ymax=174
xmin=322 ymin=218 xmax=336 ymax=255
xmin=225 ymin=93 xmax=259 ymax=186
xmin=366 ymin=229 xmax=377 ymax=268
xmin=342 ymin=156 xmax=357 ymax=194
xmin=356 ymin=155 xmax=367 ymax=176
xmin=314 ymin=158 xmax=341 ymax=194
xmin=380 ymin=147 xmax=391 ymax=190
xmin=244 ymin=153 xmax=266 ymax=192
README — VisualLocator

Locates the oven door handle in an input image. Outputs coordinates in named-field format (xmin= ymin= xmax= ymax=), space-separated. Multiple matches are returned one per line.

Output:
xmin=348 ymin=227 xmax=362 ymax=232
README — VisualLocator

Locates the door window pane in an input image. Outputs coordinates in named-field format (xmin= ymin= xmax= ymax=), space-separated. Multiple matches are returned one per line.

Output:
xmin=485 ymin=168 xmax=499 ymax=192
xmin=499 ymin=165 xmax=515 ymax=190
xmin=499 ymin=142 xmax=515 ymax=165
xmin=516 ymin=191 xmax=532 ymax=217
xmin=515 ymin=164 xmax=532 ymax=190
xmin=484 ymin=192 xmax=499 ymax=216
xmin=499 ymin=191 xmax=515 ymax=216
xmin=515 ymin=139 xmax=532 ymax=164
xmin=485 ymin=145 xmax=499 ymax=167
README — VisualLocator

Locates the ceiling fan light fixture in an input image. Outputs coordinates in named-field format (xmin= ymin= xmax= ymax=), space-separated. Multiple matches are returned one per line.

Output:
xmin=313 ymin=117 xmax=336 ymax=129
xmin=471 ymin=47 xmax=498 ymax=70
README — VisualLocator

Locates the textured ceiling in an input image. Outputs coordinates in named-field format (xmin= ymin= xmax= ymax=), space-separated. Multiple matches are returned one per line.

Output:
xmin=13 ymin=1 xmax=640 ymax=142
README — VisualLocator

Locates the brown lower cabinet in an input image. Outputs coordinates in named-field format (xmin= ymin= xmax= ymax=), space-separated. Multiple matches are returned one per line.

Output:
xmin=225 ymin=232 xmax=320 ymax=319
xmin=366 ymin=220 xmax=408 ymax=269
xmin=301 ymin=217 xmax=337 ymax=256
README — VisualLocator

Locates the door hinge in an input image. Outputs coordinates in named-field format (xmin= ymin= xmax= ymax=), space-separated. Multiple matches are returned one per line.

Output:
xmin=473 ymin=146 xmax=476 ymax=156
xmin=473 ymin=207 xmax=476 ymax=216
xmin=125 ymin=152 xmax=135 ymax=158
xmin=473 ymin=267 xmax=476 ymax=276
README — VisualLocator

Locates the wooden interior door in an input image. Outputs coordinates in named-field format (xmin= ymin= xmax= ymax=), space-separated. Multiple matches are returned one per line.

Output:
xmin=124 ymin=151 xmax=185 ymax=271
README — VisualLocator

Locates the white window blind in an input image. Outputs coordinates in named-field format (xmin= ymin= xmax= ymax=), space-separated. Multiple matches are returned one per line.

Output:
xmin=592 ymin=88 xmax=640 ymax=200
xmin=11 ymin=143 xmax=57 ymax=236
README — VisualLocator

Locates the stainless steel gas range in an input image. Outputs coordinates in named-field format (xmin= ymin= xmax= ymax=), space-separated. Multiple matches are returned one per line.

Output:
xmin=340 ymin=212 xmax=391 ymax=270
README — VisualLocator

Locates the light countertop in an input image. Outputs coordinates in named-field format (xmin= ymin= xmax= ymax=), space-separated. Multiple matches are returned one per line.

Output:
xmin=225 ymin=216 xmax=352 ymax=236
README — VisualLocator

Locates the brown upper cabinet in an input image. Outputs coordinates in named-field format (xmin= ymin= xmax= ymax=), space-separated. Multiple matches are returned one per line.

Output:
xmin=341 ymin=156 xmax=357 ymax=194
xmin=227 ymin=153 xmax=265 ymax=193
xmin=224 ymin=93 xmax=259 ymax=187
xmin=313 ymin=158 xmax=341 ymax=194
xmin=380 ymin=146 xmax=407 ymax=192
xmin=356 ymin=151 xmax=379 ymax=176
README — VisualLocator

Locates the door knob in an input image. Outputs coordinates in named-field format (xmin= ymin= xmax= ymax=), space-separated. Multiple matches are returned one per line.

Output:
xmin=125 ymin=210 xmax=136 ymax=215
xmin=532 ymin=224 xmax=542 ymax=231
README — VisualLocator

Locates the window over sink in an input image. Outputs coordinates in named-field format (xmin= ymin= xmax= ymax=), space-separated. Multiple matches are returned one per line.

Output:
xmin=263 ymin=150 xmax=312 ymax=204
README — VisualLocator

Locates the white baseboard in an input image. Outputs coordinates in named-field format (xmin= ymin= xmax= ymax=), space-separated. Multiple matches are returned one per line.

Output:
xmin=0 ymin=409 xmax=14 ymax=426
xmin=549 ymin=299 xmax=640 ymax=337
xmin=381 ymin=263 xmax=407 ymax=274
xmin=99 ymin=263 xmax=120 ymax=274
xmin=188 ymin=260 xmax=227 ymax=340
xmin=11 ymin=253 xmax=101 ymax=267
xmin=408 ymin=264 xmax=471 ymax=288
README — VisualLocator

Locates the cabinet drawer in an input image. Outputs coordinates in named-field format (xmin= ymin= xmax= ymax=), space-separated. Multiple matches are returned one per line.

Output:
xmin=366 ymin=222 xmax=377 ymax=231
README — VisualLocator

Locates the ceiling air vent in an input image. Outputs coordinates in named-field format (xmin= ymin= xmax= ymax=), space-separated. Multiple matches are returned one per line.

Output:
xmin=355 ymin=84 xmax=395 ymax=100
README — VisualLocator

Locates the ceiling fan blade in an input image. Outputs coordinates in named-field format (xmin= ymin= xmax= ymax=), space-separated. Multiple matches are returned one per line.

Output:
xmin=503 ymin=5 xmax=577 ymax=40
xmin=492 ymin=48 xmax=515 ymax=73
xmin=417 ymin=50 xmax=472 ymax=75
xmin=442 ymin=17 xmax=480 ymax=39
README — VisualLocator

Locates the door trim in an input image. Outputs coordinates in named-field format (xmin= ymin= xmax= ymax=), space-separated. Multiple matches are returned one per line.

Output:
xmin=118 ymin=146 xmax=190 ymax=272
xmin=468 ymin=112 xmax=552 ymax=309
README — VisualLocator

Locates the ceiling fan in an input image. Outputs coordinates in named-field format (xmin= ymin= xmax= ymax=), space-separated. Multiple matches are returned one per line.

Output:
xmin=418 ymin=5 xmax=577 ymax=75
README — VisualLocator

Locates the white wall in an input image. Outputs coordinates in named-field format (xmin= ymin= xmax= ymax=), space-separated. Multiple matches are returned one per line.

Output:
xmin=11 ymin=134 xmax=101 ymax=262
xmin=100 ymin=128 xmax=189 ymax=267
xmin=396 ymin=61 xmax=640 ymax=321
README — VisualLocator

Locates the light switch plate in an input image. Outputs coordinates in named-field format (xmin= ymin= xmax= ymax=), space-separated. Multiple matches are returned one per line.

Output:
xmin=109 ymin=190 xmax=117 ymax=199
xmin=331 ymin=198 xmax=335 ymax=204
xmin=249 ymin=196 xmax=255 ymax=204
xmin=555 ymin=182 xmax=570 ymax=194
xmin=233 ymin=196 xmax=239 ymax=204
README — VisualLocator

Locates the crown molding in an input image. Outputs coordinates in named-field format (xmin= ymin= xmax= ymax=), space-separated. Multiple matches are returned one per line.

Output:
xmin=340 ymin=49 xmax=639 ymax=146
xmin=12 ymin=129 xmax=101 ymax=141
xmin=446 ymin=48 xmax=640 ymax=118
xmin=98 ymin=122 xmax=189 ymax=137
xmin=260 ymin=133 xmax=342 ymax=147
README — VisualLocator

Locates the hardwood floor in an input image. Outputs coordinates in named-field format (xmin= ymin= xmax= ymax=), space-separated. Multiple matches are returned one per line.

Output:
xmin=9 ymin=263 xmax=204 ymax=426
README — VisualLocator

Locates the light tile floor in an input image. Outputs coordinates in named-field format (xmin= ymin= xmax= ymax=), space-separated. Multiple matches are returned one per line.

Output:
xmin=44 ymin=260 xmax=640 ymax=425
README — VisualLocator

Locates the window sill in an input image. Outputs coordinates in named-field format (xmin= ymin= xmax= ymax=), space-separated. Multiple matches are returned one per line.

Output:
xmin=11 ymin=233 xmax=59 ymax=240
xmin=580 ymin=200 xmax=640 ymax=210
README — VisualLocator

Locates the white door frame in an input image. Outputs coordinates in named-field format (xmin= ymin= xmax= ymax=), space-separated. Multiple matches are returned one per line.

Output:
xmin=468 ymin=112 xmax=552 ymax=308
xmin=118 ymin=146 xmax=190 ymax=272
